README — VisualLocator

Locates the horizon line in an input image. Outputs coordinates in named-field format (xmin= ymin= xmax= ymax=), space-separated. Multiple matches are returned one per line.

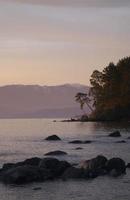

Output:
xmin=0 ymin=83 xmax=89 ymax=87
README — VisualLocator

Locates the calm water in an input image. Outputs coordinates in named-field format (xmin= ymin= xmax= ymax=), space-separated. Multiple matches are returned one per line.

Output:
xmin=0 ymin=119 xmax=130 ymax=200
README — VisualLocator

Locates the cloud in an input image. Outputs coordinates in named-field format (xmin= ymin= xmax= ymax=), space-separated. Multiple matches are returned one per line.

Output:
xmin=1 ymin=0 xmax=130 ymax=7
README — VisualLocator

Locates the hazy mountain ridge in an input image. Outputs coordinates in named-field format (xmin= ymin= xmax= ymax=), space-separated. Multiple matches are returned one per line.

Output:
xmin=0 ymin=84 xmax=89 ymax=118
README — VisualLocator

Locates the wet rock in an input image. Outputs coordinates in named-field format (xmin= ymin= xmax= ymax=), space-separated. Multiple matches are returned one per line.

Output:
xmin=39 ymin=157 xmax=60 ymax=170
xmin=69 ymin=140 xmax=83 ymax=144
xmin=80 ymin=155 xmax=108 ymax=172
xmin=84 ymin=140 xmax=92 ymax=144
xmin=2 ymin=163 xmax=16 ymax=171
xmin=2 ymin=157 xmax=41 ymax=172
xmin=44 ymin=151 xmax=67 ymax=156
xmin=115 ymin=140 xmax=126 ymax=143
xmin=33 ymin=187 xmax=42 ymax=191
xmin=126 ymin=163 xmax=130 ymax=168
xmin=23 ymin=157 xmax=41 ymax=166
xmin=39 ymin=157 xmax=70 ymax=177
xmin=62 ymin=167 xmax=85 ymax=180
xmin=69 ymin=140 xmax=92 ymax=144
xmin=108 ymin=131 xmax=121 ymax=137
xmin=57 ymin=161 xmax=71 ymax=176
xmin=45 ymin=135 xmax=61 ymax=141
xmin=75 ymin=147 xmax=83 ymax=150
xmin=106 ymin=158 xmax=126 ymax=176
xmin=109 ymin=169 xmax=122 ymax=177
xmin=0 ymin=165 xmax=51 ymax=184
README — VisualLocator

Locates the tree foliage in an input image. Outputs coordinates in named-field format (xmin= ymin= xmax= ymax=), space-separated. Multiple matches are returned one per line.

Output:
xmin=90 ymin=56 xmax=130 ymax=120
xmin=75 ymin=92 xmax=93 ymax=113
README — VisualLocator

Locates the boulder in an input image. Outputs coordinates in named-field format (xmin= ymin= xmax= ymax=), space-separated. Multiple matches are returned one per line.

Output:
xmin=69 ymin=140 xmax=83 ymax=144
xmin=106 ymin=158 xmax=126 ymax=176
xmin=84 ymin=140 xmax=92 ymax=144
xmin=79 ymin=155 xmax=108 ymax=176
xmin=33 ymin=187 xmax=42 ymax=191
xmin=109 ymin=169 xmax=122 ymax=177
xmin=2 ymin=157 xmax=41 ymax=171
xmin=57 ymin=161 xmax=71 ymax=176
xmin=23 ymin=157 xmax=41 ymax=166
xmin=108 ymin=131 xmax=121 ymax=137
xmin=69 ymin=140 xmax=92 ymax=144
xmin=126 ymin=163 xmax=130 ymax=168
xmin=0 ymin=165 xmax=52 ymax=184
xmin=39 ymin=157 xmax=60 ymax=170
xmin=75 ymin=147 xmax=83 ymax=150
xmin=39 ymin=157 xmax=71 ymax=177
xmin=44 ymin=151 xmax=67 ymax=156
xmin=62 ymin=167 xmax=85 ymax=180
xmin=115 ymin=140 xmax=126 ymax=143
xmin=2 ymin=163 xmax=16 ymax=171
xmin=45 ymin=135 xmax=61 ymax=141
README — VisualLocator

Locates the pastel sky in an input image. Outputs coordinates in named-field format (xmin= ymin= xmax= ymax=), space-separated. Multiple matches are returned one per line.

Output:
xmin=0 ymin=0 xmax=130 ymax=86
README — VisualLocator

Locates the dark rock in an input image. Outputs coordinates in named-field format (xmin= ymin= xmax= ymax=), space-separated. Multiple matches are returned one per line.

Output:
xmin=62 ymin=167 xmax=85 ymax=180
xmin=84 ymin=140 xmax=92 ymax=144
xmin=44 ymin=151 xmax=67 ymax=156
xmin=126 ymin=163 xmax=130 ymax=168
xmin=45 ymin=135 xmax=61 ymax=141
xmin=80 ymin=115 xmax=89 ymax=122
xmin=33 ymin=187 xmax=42 ymax=191
xmin=2 ymin=163 xmax=16 ymax=171
xmin=69 ymin=140 xmax=92 ymax=144
xmin=127 ymin=137 xmax=130 ymax=139
xmin=79 ymin=155 xmax=108 ymax=177
xmin=2 ymin=157 xmax=41 ymax=172
xmin=23 ymin=157 xmax=41 ymax=166
xmin=115 ymin=140 xmax=126 ymax=143
xmin=39 ymin=157 xmax=70 ymax=177
xmin=57 ymin=161 xmax=71 ymax=176
xmin=0 ymin=165 xmax=52 ymax=184
xmin=75 ymin=147 xmax=83 ymax=150
xmin=69 ymin=140 xmax=83 ymax=144
xmin=80 ymin=155 xmax=108 ymax=171
xmin=108 ymin=131 xmax=121 ymax=137
xmin=106 ymin=158 xmax=126 ymax=176
xmin=109 ymin=169 xmax=122 ymax=177
xmin=39 ymin=157 xmax=60 ymax=170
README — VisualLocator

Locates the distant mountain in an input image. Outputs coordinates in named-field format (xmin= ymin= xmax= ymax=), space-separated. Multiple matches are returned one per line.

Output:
xmin=0 ymin=84 xmax=89 ymax=118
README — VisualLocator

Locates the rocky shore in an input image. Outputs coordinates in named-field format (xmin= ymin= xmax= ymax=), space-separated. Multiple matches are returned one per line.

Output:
xmin=0 ymin=132 xmax=129 ymax=185
xmin=0 ymin=155 xmax=129 ymax=185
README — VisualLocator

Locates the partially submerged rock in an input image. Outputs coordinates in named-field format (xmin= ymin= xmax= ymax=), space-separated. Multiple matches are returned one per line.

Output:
xmin=69 ymin=140 xmax=83 ymax=144
xmin=108 ymin=131 xmax=121 ymax=137
xmin=39 ymin=157 xmax=70 ymax=177
xmin=62 ymin=167 xmax=85 ymax=180
xmin=84 ymin=140 xmax=92 ymax=144
xmin=69 ymin=140 xmax=92 ymax=144
xmin=115 ymin=140 xmax=126 ymax=143
xmin=2 ymin=157 xmax=41 ymax=171
xmin=45 ymin=135 xmax=61 ymax=141
xmin=0 ymin=155 xmax=127 ymax=184
xmin=106 ymin=158 xmax=126 ymax=176
xmin=126 ymin=163 xmax=130 ymax=169
xmin=44 ymin=151 xmax=67 ymax=156
xmin=79 ymin=155 xmax=108 ymax=177
xmin=75 ymin=147 xmax=83 ymax=150
xmin=0 ymin=165 xmax=51 ymax=184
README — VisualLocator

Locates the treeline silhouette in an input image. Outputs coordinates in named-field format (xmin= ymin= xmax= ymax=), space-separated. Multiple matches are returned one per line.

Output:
xmin=90 ymin=56 xmax=130 ymax=121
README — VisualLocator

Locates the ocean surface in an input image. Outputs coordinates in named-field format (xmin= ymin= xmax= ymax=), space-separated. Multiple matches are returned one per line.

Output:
xmin=0 ymin=119 xmax=130 ymax=200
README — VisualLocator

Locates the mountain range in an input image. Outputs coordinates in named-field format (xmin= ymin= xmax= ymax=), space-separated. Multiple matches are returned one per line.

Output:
xmin=0 ymin=84 xmax=89 ymax=118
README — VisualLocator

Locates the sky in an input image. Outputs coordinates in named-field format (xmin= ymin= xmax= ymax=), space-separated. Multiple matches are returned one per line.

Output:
xmin=0 ymin=0 xmax=130 ymax=86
